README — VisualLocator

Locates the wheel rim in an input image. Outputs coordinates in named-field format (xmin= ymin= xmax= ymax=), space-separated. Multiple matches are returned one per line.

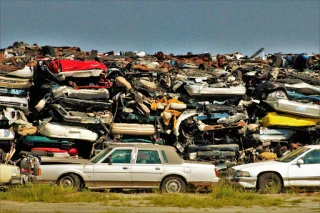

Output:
xmin=166 ymin=180 xmax=181 ymax=193
xmin=60 ymin=176 xmax=74 ymax=188
xmin=265 ymin=179 xmax=279 ymax=193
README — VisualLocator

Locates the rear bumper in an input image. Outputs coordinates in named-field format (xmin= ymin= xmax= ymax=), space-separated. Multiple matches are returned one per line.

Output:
xmin=189 ymin=177 xmax=221 ymax=189
xmin=10 ymin=176 xmax=22 ymax=185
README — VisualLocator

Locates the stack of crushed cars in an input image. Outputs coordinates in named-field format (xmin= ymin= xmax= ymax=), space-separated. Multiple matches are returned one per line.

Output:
xmin=0 ymin=42 xmax=319 ymax=172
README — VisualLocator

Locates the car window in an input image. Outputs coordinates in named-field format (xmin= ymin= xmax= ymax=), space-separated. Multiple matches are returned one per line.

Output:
xmin=301 ymin=149 xmax=320 ymax=164
xmin=90 ymin=148 xmax=113 ymax=163
xmin=161 ymin=150 xmax=168 ymax=163
xmin=103 ymin=149 xmax=132 ymax=164
xmin=136 ymin=150 xmax=161 ymax=164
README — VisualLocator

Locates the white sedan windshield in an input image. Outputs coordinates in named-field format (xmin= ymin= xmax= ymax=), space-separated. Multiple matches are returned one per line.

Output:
xmin=278 ymin=147 xmax=310 ymax=163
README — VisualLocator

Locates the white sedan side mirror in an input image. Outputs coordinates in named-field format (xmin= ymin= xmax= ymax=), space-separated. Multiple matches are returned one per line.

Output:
xmin=296 ymin=159 xmax=304 ymax=165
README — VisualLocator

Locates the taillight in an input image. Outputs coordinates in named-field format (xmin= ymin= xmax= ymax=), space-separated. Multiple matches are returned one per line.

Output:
xmin=36 ymin=168 xmax=41 ymax=176
xmin=214 ymin=168 xmax=219 ymax=177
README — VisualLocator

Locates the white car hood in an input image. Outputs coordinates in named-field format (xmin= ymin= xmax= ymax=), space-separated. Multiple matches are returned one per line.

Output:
xmin=232 ymin=160 xmax=285 ymax=171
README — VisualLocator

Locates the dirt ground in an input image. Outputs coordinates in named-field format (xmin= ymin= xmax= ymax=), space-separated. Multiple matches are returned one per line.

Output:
xmin=0 ymin=193 xmax=319 ymax=213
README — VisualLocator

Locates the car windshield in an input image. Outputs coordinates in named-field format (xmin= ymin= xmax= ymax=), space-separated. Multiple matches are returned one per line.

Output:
xmin=90 ymin=148 xmax=113 ymax=163
xmin=277 ymin=147 xmax=310 ymax=163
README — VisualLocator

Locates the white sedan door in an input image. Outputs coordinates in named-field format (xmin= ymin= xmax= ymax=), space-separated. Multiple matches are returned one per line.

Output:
xmin=288 ymin=148 xmax=320 ymax=187
xmin=131 ymin=149 xmax=164 ymax=187
xmin=93 ymin=148 xmax=133 ymax=188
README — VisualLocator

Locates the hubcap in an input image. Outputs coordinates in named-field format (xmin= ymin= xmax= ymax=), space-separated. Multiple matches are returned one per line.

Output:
xmin=166 ymin=180 xmax=181 ymax=193
xmin=61 ymin=177 xmax=74 ymax=188
xmin=265 ymin=179 xmax=279 ymax=193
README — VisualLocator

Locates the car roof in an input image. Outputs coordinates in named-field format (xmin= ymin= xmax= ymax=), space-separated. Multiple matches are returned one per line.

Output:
xmin=106 ymin=143 xmax=183 ymax=164
xmin=107 ymin=143 xmax=171 ymax=149
xmin=304 ymin=145 xmax=320 ymax=149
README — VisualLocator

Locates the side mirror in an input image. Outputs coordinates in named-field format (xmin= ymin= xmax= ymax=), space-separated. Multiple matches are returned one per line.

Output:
xmin=296 ymin=159 xmax=304 ymax=165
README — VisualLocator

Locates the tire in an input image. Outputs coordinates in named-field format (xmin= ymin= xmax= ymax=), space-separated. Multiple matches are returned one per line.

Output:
xmin=231 ymin=70 xmax=243 ymax=81
xmin=161 ymin=176 xmax=186 ymax=193
xmin=58 ymin=174 xmax=81 ymax=191
xmin=42 ymin=45 xmax=56 ymax=57
xmin=199 ymin=64 xmax=206 ymax=70
xmin=258 ymin=173 xmax=282 ymax=194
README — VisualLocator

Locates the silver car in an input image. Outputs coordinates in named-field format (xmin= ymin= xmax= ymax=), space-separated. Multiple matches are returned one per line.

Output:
xmin=35 ymin=144 xmax=220 ymax=193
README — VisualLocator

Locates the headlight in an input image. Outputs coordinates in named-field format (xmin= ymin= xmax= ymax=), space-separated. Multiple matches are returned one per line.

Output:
xmin=236 ymin=171 xmax=250 ymax=177
xmin=275 ymin=91 xmax=287 ymax=99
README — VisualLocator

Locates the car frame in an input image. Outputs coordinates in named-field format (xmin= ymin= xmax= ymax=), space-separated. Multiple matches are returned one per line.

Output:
xmin=228 ymin=145 xmax=320 ymax=193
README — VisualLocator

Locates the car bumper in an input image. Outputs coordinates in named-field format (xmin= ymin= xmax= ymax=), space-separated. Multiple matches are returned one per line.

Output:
xmin=33 ymin=176 xmax=56 ymax=185
xmin=10 ymin=176 xmax=22 ymax=185
xmin=189 ymin=177 xmax=221 ymax=188
xmin=227 ymin=176 xmax=257 ymax=188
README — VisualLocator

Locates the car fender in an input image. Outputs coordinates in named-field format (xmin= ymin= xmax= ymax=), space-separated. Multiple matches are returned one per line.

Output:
xmin=256 ymin=170 xmax=286 ymax=186
xmin=56 ymin=169 xmax=86 ymax=181
xmin=159 ymin=171 xmax=189 ymax=183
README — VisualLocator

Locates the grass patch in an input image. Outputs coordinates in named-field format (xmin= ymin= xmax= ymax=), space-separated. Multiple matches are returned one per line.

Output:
xmin=0 ymin=184 xmax=108 ymax=203
xmin=288 ymin=199 xmax=303 ymax=205
xmin=0 ymin=210 xmax=20 ymax=213
xmin=99 ymin=209 xmax=128 ymax=213
xmin=0 ymin=181 xmax=287 ymax=208
xmin=144 ymin=180 xmax=285 ymax=208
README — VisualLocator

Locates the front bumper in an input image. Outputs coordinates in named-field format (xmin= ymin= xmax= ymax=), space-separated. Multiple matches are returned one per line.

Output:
xmin=227 ymin=176 xmax=257 ymax=188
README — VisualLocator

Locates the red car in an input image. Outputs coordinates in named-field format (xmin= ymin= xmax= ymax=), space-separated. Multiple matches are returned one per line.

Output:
xmin=45 ymin=59 xmax=107 ymax=79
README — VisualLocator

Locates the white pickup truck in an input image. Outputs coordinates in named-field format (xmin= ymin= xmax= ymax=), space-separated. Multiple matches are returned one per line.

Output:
xmin=35 ymin=143 xmax=220 ymax=193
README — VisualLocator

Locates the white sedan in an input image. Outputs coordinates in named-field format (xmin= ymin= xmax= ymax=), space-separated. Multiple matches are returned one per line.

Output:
xmin=35 ymin=144 xmax=220 ymax=193
xmin=228 ymin=145 xmax=320 ymax=193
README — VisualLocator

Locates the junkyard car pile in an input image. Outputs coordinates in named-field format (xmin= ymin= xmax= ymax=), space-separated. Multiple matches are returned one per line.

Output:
xmin=0 ymin=42 xmax=319 ymax=190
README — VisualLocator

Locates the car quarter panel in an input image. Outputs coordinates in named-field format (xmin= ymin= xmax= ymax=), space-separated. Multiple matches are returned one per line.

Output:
xmin=160 ymin=163 xmax=216 ymax=183
xmin=37 ymin=164 xmax=94 ymax=184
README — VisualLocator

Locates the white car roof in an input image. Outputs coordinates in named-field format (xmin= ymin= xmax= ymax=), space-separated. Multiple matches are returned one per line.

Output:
xmin=304 ymin=145 xmax=320 ymax=149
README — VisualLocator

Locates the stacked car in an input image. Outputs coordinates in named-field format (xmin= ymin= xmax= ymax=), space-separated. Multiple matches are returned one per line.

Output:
xmin=0 ymin=42 xmax=38 ymax=162
xmin=0 ymin=42 xmax=319 ymax=172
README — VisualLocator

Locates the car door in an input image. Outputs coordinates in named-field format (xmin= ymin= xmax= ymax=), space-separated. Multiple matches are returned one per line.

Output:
xmin=93 ymin=148 xmax=133 ymax=188
xmin=131 ymin=149 xmax=164 ymax=187
xmin=288 ymin=148 xmax=320 ymax=187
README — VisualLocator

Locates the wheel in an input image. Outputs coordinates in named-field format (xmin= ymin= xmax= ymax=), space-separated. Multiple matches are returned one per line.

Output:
xmin=231 ymin=70 xmax=243 ymax=81
xmin=161 ymin=176 xmax=186 ymax=193
xmin=199 ymin=64 xmax=206 ymax=70
xmin=258 ymin=173 xmax=282 ymax=194
xmin=42 ymin=45 xmax=56 ymax=57
xmin=58 ymin=174 xmax=81 ymax=190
